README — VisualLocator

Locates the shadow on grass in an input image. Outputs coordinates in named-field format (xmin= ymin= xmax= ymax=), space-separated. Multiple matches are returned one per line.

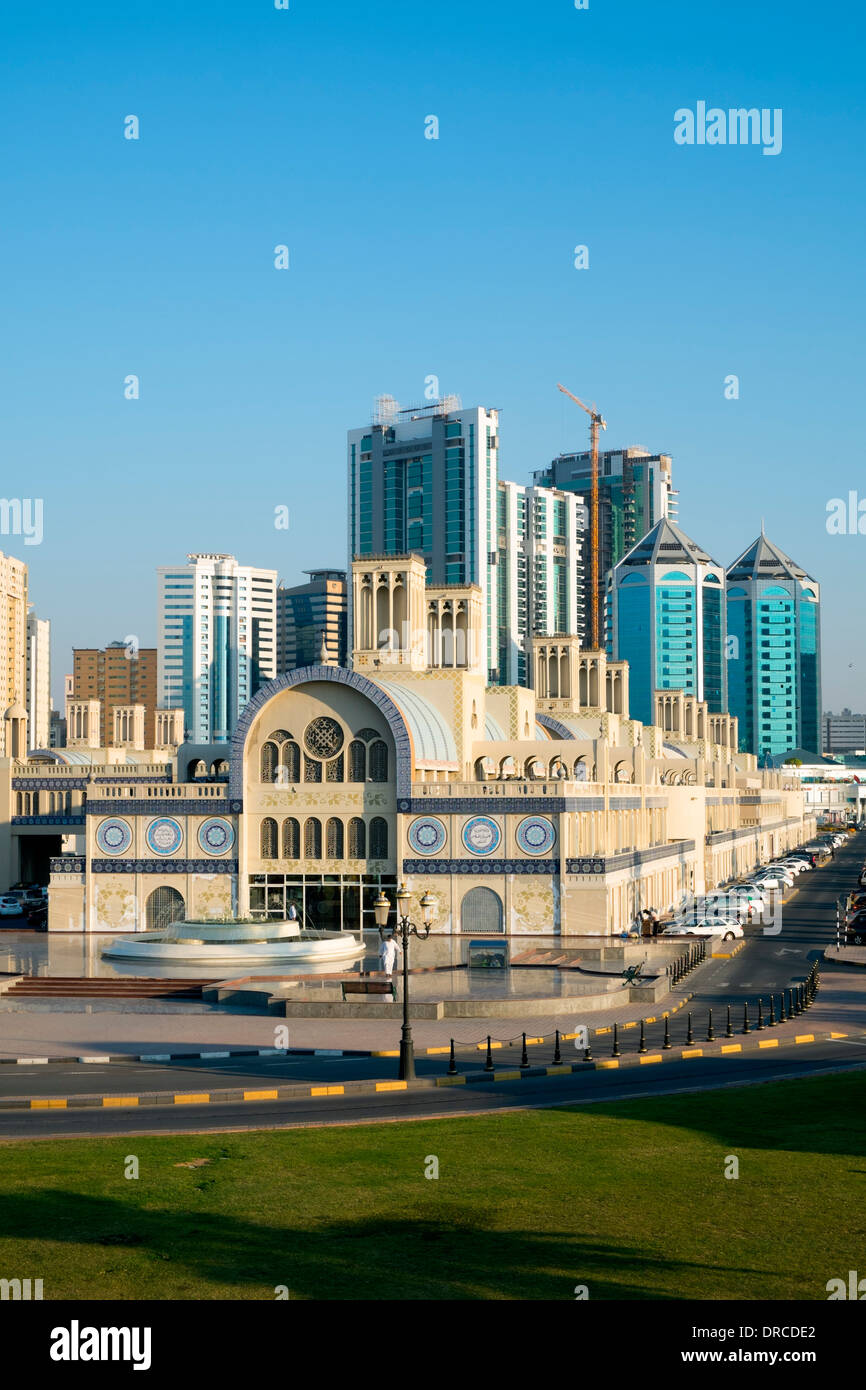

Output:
xmin=0 ymin=1189 xmax=747 ymax=1300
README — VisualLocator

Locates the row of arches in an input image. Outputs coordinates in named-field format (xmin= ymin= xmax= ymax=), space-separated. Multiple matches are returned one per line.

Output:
xmin=474 ymin=755 xmax=593 ymax=782
xmin=260 ymin=816 xmax=389 ymax=861
xmin=188 ymin=759 xmax=230 ymax=780
xmin=260 ymin=738 xmax=388 ymax=785
xmin=15 ymin=790 xmax=75 ymax=816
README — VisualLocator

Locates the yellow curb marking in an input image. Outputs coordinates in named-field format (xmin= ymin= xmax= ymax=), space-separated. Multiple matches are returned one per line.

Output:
xmin=174 ymin=1093 xmax=210 ymax=1105
xmin=682 ymin=1048 xmax=703 ymax=1058
xmin=622 ymin=1022 xmax=637 ymax=1029
xmin=372 ymin=1050 xmax=399 ymax=1058
xmin=639 ymin=1054 xmax=662 ymax=1064
xmin=311 ymin=1085 xmax=345 ymax=1096
xmin=758 ymin=1039 xmax=779 ymax=1049
xmin=435 ymin=1075 xmax=466 ymax=1086
xmin=795 ymin=1034 xmax=814 ymax=1044
xmin=596 ymin=1059 xmax=619 ymax=1069
xmin=424 ymin=1046 xmax=451 ymax=1055
xmin=595 ymin=1027 xmax=612 ymax=1035
xmin=103 ymin=1096 xmax=139 ymax=1107
xmin=375 ymin=1080 xmax=408 ymax=1092
xmin=31 ymin=1098 xmax=67 ymax=1109
xmin=721 ymin=1044 xmax=742 ymax=1054
xmin=830 ymin=1032 xmax=849 ymax=1039
xmin=545 ymin=1065 xmax=568 ymax=1074
xmin=494 ymin=1070 xmax=521 ymax=1081
xmin=244 ymin=1089 xmax=278 ymax=1101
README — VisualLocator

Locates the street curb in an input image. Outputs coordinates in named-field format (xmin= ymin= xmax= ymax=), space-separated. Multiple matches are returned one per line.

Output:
xmin=4 ymin=1025 xmax=861 ymax=1112
xmin=0 ymin=993 xmax=698 ymax=1066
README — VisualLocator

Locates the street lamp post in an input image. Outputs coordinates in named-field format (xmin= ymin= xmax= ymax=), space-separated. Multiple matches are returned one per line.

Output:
xmin=374 ymin=882 xmax=435 ymax=1081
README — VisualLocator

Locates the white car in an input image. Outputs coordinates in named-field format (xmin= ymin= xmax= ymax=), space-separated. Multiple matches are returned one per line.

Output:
xmin=752 ymin=874 xmax=790 ymax=891
xmin=0 ymin=895 xmax=22 ymax=916
xmin=663 ymin=919 xmax=743 ymax=941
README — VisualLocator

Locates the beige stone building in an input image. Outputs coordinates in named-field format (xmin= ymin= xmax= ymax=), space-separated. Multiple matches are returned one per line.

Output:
xmin=0 ymin=557 xmax=815 ymax=932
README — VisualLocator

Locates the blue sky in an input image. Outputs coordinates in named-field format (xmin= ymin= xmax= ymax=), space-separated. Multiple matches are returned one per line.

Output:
xmin=1 ymin=0 xmax=863 ymax=710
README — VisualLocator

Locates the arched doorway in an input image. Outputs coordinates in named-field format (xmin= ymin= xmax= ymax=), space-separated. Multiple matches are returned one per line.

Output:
xmin=461 ymin=886 xmax=503 ymax=935
xmin=146 ymin=886 xmax=185 ymax=932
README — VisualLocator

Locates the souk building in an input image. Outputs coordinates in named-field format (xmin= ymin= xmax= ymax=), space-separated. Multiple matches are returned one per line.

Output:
xmin=0 ymin=557 xmax=815 ymax=939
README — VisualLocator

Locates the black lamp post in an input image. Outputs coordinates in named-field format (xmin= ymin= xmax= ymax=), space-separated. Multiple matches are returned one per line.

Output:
xmin=374 ymin=882 xmax=435 ymax=1081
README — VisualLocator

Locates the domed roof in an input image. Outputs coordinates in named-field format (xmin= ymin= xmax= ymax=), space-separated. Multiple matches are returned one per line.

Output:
xmin=4 ymin=701 xmax=27 ymax=720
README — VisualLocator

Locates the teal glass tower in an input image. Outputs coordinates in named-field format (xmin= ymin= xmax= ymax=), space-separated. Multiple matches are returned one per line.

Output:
xmin=608 ymin=519 xmax=727 ymax=727
xmin=726 ymin=532 xmax=822 ymax=760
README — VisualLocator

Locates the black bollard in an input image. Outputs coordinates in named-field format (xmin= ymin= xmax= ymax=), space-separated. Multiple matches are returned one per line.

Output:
xmin=520 ymin=1032 xmax=530 ymax=1069
xmin=788 ymin=987 xmax=796 ymax=1019
xmin=584 ymin=1036 xmax=594 ymax=1063
xmin=743 ymin=1002 xmax=751 ymax=1034
xmin=663 ymin=1017 xmax=671 ymax=1050
xmin=757 ymin=998 xmax=765 ymax=1031
xmin=639 ymin=1020 xmax=647 ymax=1054
xmin=779 ymin=992 xmax=787 ymax=1023
xmin=726 ymin=1004 xmax=733 ymax=1038
xmin=447 ymin=1038 xmax=457 ymax=1075
xmin=554 ymin=1029 xmax=562 ymax=1063
xmin=707 ymin=1009 xmax=715 ymax=1042
xmin=612 ymin=1023 xmax=620 ymax=1058
xmin=768 ymin=995 xmax=776 ymax=1027
xmin=686 ymin=1011 xmax=694 ymax=1045
xmin=484 ymin=1035 xmax=494 ymax=1071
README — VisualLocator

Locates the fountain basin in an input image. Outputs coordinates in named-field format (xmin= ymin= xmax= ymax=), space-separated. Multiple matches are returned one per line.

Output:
xmin=101 ymin=920 xmax=364 ymax=968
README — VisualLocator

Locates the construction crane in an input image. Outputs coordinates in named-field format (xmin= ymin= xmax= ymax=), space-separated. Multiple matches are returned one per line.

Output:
xmin=557 ymin=383 xmax=607 ymax=649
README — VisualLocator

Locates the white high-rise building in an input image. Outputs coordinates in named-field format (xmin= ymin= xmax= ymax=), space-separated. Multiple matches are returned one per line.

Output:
xmin=0 ymin=551 xmax=28 ymax=755
xmin=497 ymin=482 xmax=585 ymax=688
xmin=25 ymin=609 xmax=51 ymax=751
xmin=158 ymin=554 xmax=278 ymax=743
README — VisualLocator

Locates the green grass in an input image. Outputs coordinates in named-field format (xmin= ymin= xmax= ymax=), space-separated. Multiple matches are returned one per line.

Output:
xmin=0 ymin=1072 xmax=864 ymax=1299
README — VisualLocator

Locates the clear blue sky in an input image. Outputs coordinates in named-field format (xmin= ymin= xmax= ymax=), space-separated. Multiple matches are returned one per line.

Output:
xmin=2 ymin=0 xmax=863 ymax=710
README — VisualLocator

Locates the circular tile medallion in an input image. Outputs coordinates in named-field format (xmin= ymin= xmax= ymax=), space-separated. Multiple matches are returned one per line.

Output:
xmin=516 ymin=816 xmax=556 ymax=856
xmin=407 ymin=816 xmax=447 ymax=856
xmin=145 ymin=817 xmax=183 ymax=857
xmin=95 ymin=818 xmax=132 ymax=856
xmin=461 ymin=816 xmax=501 ymax=857
xmin=197 ymin=817 xmax=235 ymax=856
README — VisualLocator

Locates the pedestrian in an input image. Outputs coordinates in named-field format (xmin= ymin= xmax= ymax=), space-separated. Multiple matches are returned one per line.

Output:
xmin=378 ymin=931 xmax=400 ymax=984
xmin=287 ymin=902 xmax=299 ymax=924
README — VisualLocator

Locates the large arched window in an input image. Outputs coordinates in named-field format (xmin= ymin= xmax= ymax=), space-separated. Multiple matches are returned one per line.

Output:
xmin=348 ymin=740 xmax=366 ymax=781
xmin=348 ymin=817 xmax=366 ymax=858
xmin=261 ymin=743 xmax=277 ymax=784
xmin=282 ymin=741 xmax=300 ymax=782
xmin=326 ymin=754 xmax=344 ymax=783
xmin=146 ymin=886 xmax=185 ymax=932
xmin=261 ymin=818 xmax=278 ymax=858
xmin=304 ymin=755 xmax=322 ymax=783
xmin=326 ymin=818 xmax=344 ymax=859
xmin=369 ymin=817 xmax=388 ymax=859
xmin=369 ymin=741 xmax=388 ymax=782
xmin=282 ymin=817 xmax=300 ymax=858
xmin=460 ymin=886 xmax=502 ymax=934
xmin=304 ymin=817 xmax=322 ymax=858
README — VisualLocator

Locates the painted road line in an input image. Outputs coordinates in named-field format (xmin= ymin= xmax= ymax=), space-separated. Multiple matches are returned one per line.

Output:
xmin=795 ymin=1034 xmax=815 ymax=1044
xmin=244 ymin=1089 xmax=279 ymax=1101
xmin=758 ymin=1039 xmax=779 ymax=1049
xmin=174 ymin=1093 xmax=210 ymax=1105
xmin=682 ymin=1049 xmax=703 ymax=1058
xmin=103 ymin=1097 xmax=139 ymax=1107
xmin=30 ymin=1098 xmax=67 ymax=1109
xmin=311 ymin=1085 xmax=345 ymax=1097
xmin=375 ymin=1081 xmax=408 ymax=1092
xmin=721 ymin=1044 xmax=742 ymax=1054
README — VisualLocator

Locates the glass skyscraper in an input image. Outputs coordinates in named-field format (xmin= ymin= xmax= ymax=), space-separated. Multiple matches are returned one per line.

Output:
xmin=726 ymin=532 xmax=822 ymax=760
xmin=608 ymin=519 xmax=727 ymax=727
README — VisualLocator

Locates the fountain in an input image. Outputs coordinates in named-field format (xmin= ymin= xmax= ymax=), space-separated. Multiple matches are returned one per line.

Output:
xmin=101 ymin=917 xmax=364 ymax=970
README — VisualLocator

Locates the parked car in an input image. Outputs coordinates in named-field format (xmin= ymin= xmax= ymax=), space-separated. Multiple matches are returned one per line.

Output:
xmin=663 ymin=919 xmax=743 ymax=941
xmin=752 ymin=875 xmax=791 ymax=892
xmin=0 ymin=894 xmax=23 ymax=917
xmin=24 ymin=901 xmax=47 ymax=930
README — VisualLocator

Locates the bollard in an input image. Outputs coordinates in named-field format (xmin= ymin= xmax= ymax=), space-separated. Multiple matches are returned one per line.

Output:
xmin=743 ymin=1002 xmax=751 ymax=1034
xmin=707 ymin=1009 xmax=715 ymax=1042
xmin=726 ymin=1004 xmax=733 ymax=1038
xmin=788 ymin=987 xmax=796 ymax=1019
xmin=612 ymin=1023 xmax=620 ymax=1058
xmin=803 ymin=980 xmax=812 ymax=1011
xmin=663 ymin=1017 xmax=671 ymax=1050
xmin=779 ymin=992 xmax=787 ymax=1023
xmin=686 ymin=1011 xmax=694 ymax=1045
xmin=768 ymin=995 xmax=776 ymax=1027
xmin=639 ymin=1020 xmax=647 ymax=1054
xmin=554 ymin=1029 xmax=562 ymax=1064
xmin=484 ymin=1035 xmax=494 ymax=1071
xmin=799 ymin=983 xmax=806 ymax=1013
xmin=757 ymin=998 xmax=765 ymax=1031
xmin=520 ymin=1032 xmax=530 ymax=1069
xmin=584 ymin=1036 xmax=594 ymax=1063
xmin=447 ymin=1038 xmax=457 ymax=1075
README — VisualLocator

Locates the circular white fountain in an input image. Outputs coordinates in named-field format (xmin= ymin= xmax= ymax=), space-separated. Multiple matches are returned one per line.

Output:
xmin=101 ymin=918 xmax=364 ymax=969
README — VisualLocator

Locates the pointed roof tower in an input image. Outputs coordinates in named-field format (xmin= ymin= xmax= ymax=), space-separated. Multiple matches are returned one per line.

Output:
xmin=618 ymin=517 xmax=720 ymax=569
xmin=727 ymin=533 xmax=815 ymax=584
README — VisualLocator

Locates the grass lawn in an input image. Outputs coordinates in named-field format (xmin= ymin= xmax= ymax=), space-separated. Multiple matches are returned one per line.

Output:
xmin=0 ymin=1072 xmax=864 ymax=1300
